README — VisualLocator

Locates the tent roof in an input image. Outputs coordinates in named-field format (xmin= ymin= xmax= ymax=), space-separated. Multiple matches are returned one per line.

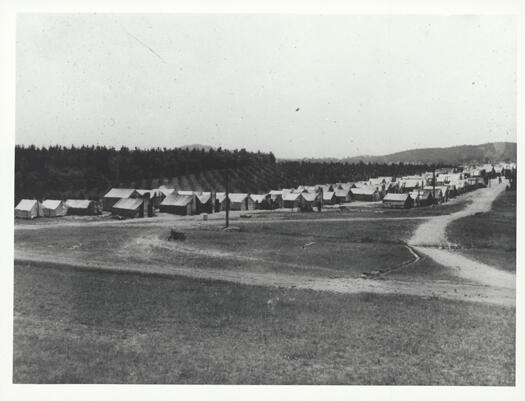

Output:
xmin=335 ymin=188 xmax=350 ymax=197
xmin=104 ymin=188 xmax=137 ymax=198
xmin=137 ymin=189 xmax=162 ymax=197
xmin=250 ymin=194 xmax=268 ymax=203
xmin=161 ymin=193 xmax=194 ymax=206
xmin=157 ymin=187 xmax=175 ymax=197
xmin=113 ymin=198 xmax=143 ymax=210
xmin=283 ymin=192 xmax=301 ymax=201
xmin=229 ymin=193 xmax=249 ymax=203
xmin=196 ymin=192 xmax=212 ymax=203
xmin=15 ymin=199 xmax=38 ymax=211
xmin=269 ymin=190 xmax=282 ymax=196
xmin=401 ymin=179 xmax=421 ymax=188
xmin=383 ymin=193 xmax=410 ymax=202
xmin=215 ymin=192 xmax=226 ymax=202
xmin=65 ymin=199 xmax=92 ymax=209
xmin=42 ymin=200 xmax=64 ymax=209
xmin=302 ymin=192 xmax=319 ymax=202
xmin=323 ymin=191 xmax=336 ymax=200
xmin=351 ymin=187 xmax=377 ymax=195
xmin=424 ymin=186 xmax=444 ymax=195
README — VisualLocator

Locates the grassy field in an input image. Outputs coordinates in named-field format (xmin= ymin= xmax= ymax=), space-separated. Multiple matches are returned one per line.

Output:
xmin=15 ymin=218 xmax=424 ymax=279
xmin=447 ymin=190 xmax=516 ymax=272
xmin=13 ymin=262 xmax=515 ymax=385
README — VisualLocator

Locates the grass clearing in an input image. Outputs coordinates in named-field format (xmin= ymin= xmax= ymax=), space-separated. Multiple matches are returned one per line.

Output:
xmin=14 ymin=262 xmax=515 ymax=385
xmin=15 ymin=218 xmax=423 ymax=278
xmin=446 ymin=190 xmax=516 ymax=272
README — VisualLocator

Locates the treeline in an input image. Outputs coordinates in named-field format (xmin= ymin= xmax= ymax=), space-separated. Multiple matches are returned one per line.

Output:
xmin=15 ymin=145 xmax=443 ymax=202
xmin=15 ymin=145 xmax=275 ymax=201
xmin=275 ymin=161 xmax=438 ymax=188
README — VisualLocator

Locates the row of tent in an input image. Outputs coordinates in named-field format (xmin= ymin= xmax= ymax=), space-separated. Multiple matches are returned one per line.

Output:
xmin=15 ymin=167 xmax=493 ymax=219
xmin=15 ymin=199 xmax=99 ymax=220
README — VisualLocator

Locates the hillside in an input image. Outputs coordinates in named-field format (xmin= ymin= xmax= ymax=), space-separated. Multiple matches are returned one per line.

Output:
xmin=127 ymin=161 xmax=438 ymax=195
xmin=339 ymin=142 xmax=516 ymax=165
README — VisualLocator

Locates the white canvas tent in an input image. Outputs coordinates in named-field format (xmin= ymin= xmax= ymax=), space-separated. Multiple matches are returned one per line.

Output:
xmin=41 ymin=200 xmax=68 ymax=217
xmin=15 ymin=199 xmax=42 ymax=219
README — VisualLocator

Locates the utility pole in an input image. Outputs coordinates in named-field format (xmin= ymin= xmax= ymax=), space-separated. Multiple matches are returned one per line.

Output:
xmin=432 ymin=167 xmax=436 ymax=203
xmin=225 ymin=169 xmax=230 ymax=228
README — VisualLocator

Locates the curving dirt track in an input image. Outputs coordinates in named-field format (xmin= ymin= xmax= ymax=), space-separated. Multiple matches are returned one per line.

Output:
xmin=409 ymin=180 xmax=515 ymax=289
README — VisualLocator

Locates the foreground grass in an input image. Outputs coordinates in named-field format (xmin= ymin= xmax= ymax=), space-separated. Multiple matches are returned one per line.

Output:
xmin=15 ymin=218 xmax=422 ymax=278
xmin=447 ymin=190 xmax=516 ymax=272
xmin=14 ymin=262 xmax=515 ymax=384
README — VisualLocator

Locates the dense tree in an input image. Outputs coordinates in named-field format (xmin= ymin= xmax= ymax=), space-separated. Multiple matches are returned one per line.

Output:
xmin=14 ymin=145 xmax=444 ymax=202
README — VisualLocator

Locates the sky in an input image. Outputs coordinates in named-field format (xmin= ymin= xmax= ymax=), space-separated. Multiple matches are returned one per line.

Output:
xmin=16 ymin=14 xmax=516 ymax=159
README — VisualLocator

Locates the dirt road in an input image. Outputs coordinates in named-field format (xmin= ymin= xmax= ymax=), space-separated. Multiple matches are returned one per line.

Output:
xmin=15 ymin=255 xmax=515 ymax=307
xmin=409 ymin=180 xmax=515 ymax=289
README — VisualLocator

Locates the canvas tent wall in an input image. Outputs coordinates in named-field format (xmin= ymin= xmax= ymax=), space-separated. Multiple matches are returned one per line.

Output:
xmin=137 ymin=189 xmax=164 ymax=209
xmin=158 ymin=187 xmax=176 ymax=197
xmin=103 ymin=188 xmax=140 ymax=211
xmin=268 ymin=190 xmax=283 ymax=209
xmin=334 ymin=188 xmax=352 ymax=203
xmin=229 ymin=193 xmax=255 ymax=211
xmin=400 ymin=179 xmax=422 ymax=193
xmin=15 ymin=199 xmax=42 ymax=219
xmin=322 ymin=191 xmax=337 ymax=205
xmin=424 ymin=186 xmax=445 ymax=203
xmin=382 ymin=193 xmax=414 ymax=209
xmin=196 ymin=192 xmax=214 ymax=214
xmin=214 ymin=192 xmax=227 ymax=212
xmin=65 ymin=199 xmax=98 ymax=215
xmin=250 ymin=194 xmax=270 ymax=210
xmin=41 ymin=200 xmax=68 ymax=217
xmin=111 ymin=198 xmax=144 ymax=218
xmin=283 ymin=192 xmax=304 ymax=209
xmin=409 ymin=190 xmax=434 ymax=207
xmin=301 ymin=191 xmax=321 ymax=211
xmin=159 ymin=193 xmax=196 ymax=215
xmin=350 ymin=187 xmax=380 ymax=201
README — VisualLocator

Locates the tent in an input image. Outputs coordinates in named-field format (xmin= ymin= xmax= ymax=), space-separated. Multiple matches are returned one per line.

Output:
xmin=382 ymin=193 xmax=413 ymax=209
xmin=15 ymin=199 xmax=42 ymax=219
xmin=103 ymin=188 xmax=140 ymax=211
xmin=400 ymin=179 xmax=422 ymax=193
xmin=283 ymin=192 xmax=303 ymax=209
xmin=301 ymin=191 xmax=321 ymax=210
xmin=159 ymin=193 xmax=196 ymax=215
xmin=351 ymin=187 xmax=381 ymax=201
xmin=196 ymin=192 xmax=214 ymax=214
xmin=268 ymin=190 xmax=283 ymax=209
xmin=322 ymin=191 xmax=337 ymax=205
xmin=137 ymin=189 xmax=165 ymax=209
xmin=410 ymin=190 xmax=434 ymax=207
xmin=214 ymin=192 xmax=227 ymax=212
xmin=41 ymin=200 xmax=68 ymax=217
xmin=65 ymin=199 xmax=98 ymax=215
xmin=335 ymin=187 xmax=352 ymax=203
xmin=111 ymin=198 xmax=144 ymax=218
xmin=250 ymin=194 xmax=270 ymax=210
xmin=229 ymin=193 xmax=255 ymax=211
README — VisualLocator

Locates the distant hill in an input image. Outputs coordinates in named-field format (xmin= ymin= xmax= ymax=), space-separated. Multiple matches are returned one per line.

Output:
xmin=338 ymin=142 xmax=516 ymax=165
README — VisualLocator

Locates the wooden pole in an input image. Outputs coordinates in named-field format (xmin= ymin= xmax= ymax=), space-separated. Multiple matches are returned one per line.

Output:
xmin=225 ymin=169 xmax=230 ymax=228
xmin=432 ymin=167 xmax=436 ymax=203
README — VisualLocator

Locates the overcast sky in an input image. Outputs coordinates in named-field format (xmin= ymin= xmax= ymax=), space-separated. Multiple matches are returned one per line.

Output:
xmin=16 ymin=14 xmax=516 ymax=159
